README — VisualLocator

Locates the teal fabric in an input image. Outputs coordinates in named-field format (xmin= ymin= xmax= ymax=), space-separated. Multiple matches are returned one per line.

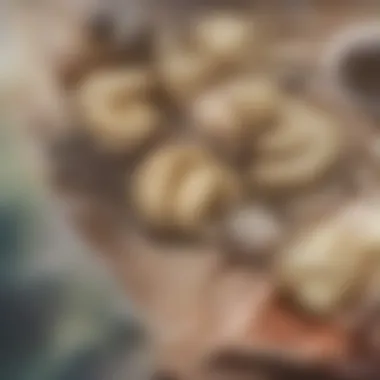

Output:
xmin=0 ymin=121 xmax=146 ymax=380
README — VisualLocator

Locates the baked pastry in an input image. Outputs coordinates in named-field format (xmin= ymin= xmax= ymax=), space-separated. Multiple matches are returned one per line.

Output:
xmin=77 ymin=67 xmax=161 ymax=153
xmin=132 ymin=143 xmax=240 ymax=234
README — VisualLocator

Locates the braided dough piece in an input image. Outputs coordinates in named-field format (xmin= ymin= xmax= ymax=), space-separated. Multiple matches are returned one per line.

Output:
xmin=132 ymin=143 xmax=241 ymax=234
xmin=250 ymin=100 xmax=342 ymax=192
xmin=77 ymin=67 xmax=160 ymax=153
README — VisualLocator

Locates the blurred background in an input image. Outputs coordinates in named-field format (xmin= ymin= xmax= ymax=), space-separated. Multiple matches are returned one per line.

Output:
xmin=2 ymin=1 xmax=380 ymax=380
xmin=0 ymin=100 xmax=149 ymax=380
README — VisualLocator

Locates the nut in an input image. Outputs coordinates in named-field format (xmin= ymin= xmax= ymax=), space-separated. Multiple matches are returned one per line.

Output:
xmin=77 ymin=67 xmax=160 ymax=153
xmin=192 ymin=88 xmax=241 ymax=153
xmin=225 ymin=205 xmax=283 ymax=258
xmin=132 ymin=143 xmax=240 ymax=234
